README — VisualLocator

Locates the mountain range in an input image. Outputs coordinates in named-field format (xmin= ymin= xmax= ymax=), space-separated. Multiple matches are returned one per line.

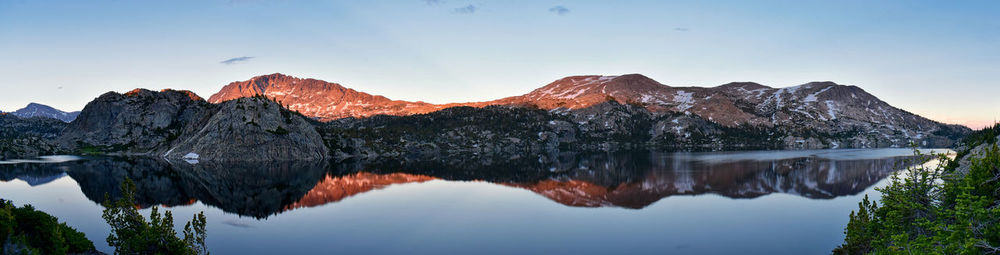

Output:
xmin=208 ymin=73 xmax=968 ymax=159
xmin=0 ymin=73 xmax=973 ymax=160
xmin=209 ymin=73 xmax=950 ymax=133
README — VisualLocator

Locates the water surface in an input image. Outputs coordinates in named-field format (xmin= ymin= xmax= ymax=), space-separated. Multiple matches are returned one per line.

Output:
xmin=0 ymin=148 xmax=939 ymax=254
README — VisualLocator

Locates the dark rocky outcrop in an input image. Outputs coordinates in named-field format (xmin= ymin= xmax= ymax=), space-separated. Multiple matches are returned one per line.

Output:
xmin=0 ymin=114 xmax=67 ymax=159
xmin=162 ymin=97 xmax=328 ymax=161
xmin=320 ymin=99 xmax=966 ymax=161
xmin=319 ymin=105 xmax=571 ymax=161
xmin=952 ymin=131 xmax=1000 ymax=176
xmin=58 ymin=90 xmax=328 ymax=161
xmin=57 ymin=89 xmax=213 ymax=154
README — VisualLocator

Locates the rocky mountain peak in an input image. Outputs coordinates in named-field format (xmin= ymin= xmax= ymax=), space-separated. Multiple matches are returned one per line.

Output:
xmin=116 ymin=88 xmax=205 ymax=103
xmin=10 ymin=102 xmax=80 ymax=123
xmin=122 ymin=88 xmax=150 ymax=97
xmin=161 ymin=89 xmax=204 ymax=101
xmin=502 ymin=74 xmax=673 ymax=110
xmin=610 ymin=73 xmax=661 ymax=85
xmin=716 ymin=82 xmax=771 ymax=93
xmin=803 ymin=81 xmax=839 ymax=87
xmin=208 ymin=73 xmax=437 ymax=121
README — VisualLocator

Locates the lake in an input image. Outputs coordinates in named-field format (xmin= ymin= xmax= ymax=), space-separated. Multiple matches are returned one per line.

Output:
xmin=0 ymin=148 xmax=943 ymax=254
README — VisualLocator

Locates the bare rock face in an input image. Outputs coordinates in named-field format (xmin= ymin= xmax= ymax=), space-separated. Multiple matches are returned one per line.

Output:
xmin=59 ymin=89 xmax=329 ymax=161
xmin=953 ymin=133 xmax=1000 ymax=176
xmin=163 ymin=97 xmax=329 ymax=161
xmin=58 ymin=89 xmax=211 ymax=154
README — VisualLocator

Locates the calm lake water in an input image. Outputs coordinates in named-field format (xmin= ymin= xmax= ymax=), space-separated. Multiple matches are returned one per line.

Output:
xmin=0 ymin=148 xmax=944 ymax=254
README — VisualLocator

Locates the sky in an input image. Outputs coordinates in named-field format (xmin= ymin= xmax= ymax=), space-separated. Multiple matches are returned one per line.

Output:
xmin=1 ymin=0 xmax=997 ymax=128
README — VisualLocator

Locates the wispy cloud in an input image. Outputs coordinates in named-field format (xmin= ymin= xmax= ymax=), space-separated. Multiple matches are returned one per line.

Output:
xmin=673 ymin=27 xmax=690 ymax=32
xmin=220 ymin=56 xmax=254 ymax=65
xmin=423 ymin=0 xmax=441 ymax=5
xmin=454 ymin=4 xmax=476 ymax=14
xmin=548 ymin=6 xmax=569 ymax=15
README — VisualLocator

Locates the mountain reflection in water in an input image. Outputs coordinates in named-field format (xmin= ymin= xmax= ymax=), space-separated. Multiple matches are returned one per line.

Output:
xmin=0 ymin=149 xmax=923 ymax=218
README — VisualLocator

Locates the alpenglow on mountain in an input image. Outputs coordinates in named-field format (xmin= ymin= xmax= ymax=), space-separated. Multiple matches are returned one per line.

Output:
xmin=8 ymin=103 xmax=80 ymax=122
xmin=23 ymin=72 xmax=969 ymax=161
xmin=209 ymin=73 xmax=967 ymax=147
xmin=207 ymin=73 xmax=446 ymax=120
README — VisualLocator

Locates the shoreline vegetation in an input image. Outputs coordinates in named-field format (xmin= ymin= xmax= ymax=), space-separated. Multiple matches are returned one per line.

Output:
xmin=835 ymin=124 xmax=1000 ymax=254
xmin=0 ymin=178 xmax=208 ymax=255
xmin=1 ymin=199 xmax=96 ymax=254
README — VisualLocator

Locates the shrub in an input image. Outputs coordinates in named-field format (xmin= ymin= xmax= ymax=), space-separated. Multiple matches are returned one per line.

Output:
xmin=103 ymin=178 xmax=209 ymax=255
xmin=835 ymin=141 xmax=1000 ymax=254
xmin=0 ymin=199 xmax=96 ymax=255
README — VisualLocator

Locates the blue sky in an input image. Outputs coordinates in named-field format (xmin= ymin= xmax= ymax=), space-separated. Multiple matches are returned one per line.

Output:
xmin=1 ymin=0 xmax=997 ymax=127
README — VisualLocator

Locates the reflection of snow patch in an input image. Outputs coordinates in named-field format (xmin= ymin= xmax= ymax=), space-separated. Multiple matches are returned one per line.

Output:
xmin=0 ymin=155 xmax=84 ymax=165
xmin=674 ymin=172 xmax=695 ymax=193
xmin=825 ymin=161 xmax=838 ymax=183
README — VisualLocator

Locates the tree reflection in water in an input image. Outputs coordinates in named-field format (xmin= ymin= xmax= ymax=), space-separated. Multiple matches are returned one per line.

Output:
xmin=0 ymin=149 xmax=923 ymax=218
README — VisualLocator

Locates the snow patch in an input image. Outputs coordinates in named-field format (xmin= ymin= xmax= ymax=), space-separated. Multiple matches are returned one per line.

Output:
xmin=183 ymin=152 xmax=199 ymax=165
xmin=674 ymin=91 xmax=695 ymax=111
xmin=540 ymin=75 xmax=618 ymax=99
xmin=825 ymin=101 xmax=839 ymax=120
xmin=770 ymin=84 xmax=805 ymax=109
xmin=803 ymin=87 xmax=832 ymax=103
